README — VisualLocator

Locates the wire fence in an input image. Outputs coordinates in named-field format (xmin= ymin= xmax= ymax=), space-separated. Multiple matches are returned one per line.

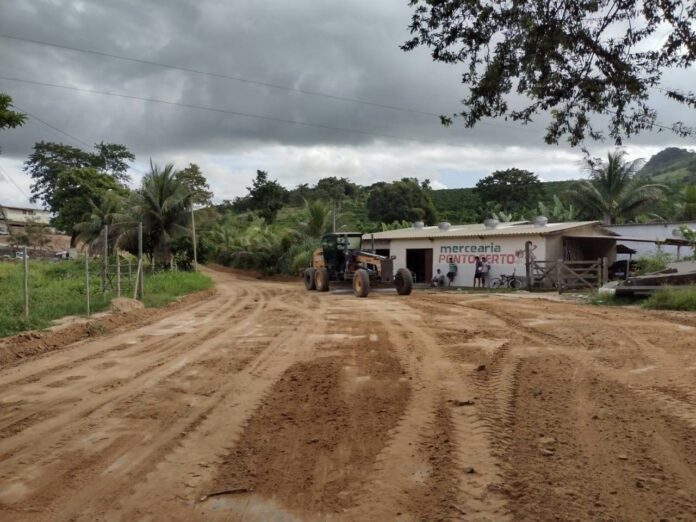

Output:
xmin=1 ymin=222 xmax=199 ymax=336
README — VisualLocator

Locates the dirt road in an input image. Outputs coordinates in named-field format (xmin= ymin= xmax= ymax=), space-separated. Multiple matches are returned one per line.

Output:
xmin=1 ymin=268 xmax=696 ymax=521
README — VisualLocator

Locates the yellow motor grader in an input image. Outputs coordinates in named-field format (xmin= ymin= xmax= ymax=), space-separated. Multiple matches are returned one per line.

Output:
xmin=304 ymin=232 xmax=413 ymax=298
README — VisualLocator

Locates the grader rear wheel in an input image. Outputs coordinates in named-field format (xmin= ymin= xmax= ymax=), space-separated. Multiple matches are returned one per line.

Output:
xmin=353 ymin=269 xmax=370 ymax=298
xmin=315 ymin=268 xmax=330 ymax=292
xmin=304 ymin=268 xmax=316 ymax=290
xmin=394 ymin=268 xmax=413 ymax=295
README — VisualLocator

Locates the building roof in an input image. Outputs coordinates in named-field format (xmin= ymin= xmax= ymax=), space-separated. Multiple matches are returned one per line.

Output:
xmin=0 ymin=205 xmax=50 ymax=213
xmin=363 ymin=221 xmax=603 ymax=241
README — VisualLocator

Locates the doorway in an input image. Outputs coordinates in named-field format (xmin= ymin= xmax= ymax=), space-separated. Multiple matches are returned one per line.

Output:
xmin=406 ymin=248 xmax=433 ymax=284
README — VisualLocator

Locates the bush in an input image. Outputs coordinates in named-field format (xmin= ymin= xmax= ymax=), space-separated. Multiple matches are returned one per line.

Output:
xmin=636 ymin=250 xmax=673 ymax=274
xmin=643 ymin=286 xmax=696 ymax=311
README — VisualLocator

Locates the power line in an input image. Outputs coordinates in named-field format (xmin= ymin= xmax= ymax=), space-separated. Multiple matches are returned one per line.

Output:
xmin=0 ymin=75 xmax=477 ymax=147
xmin=0 ymin=164 xmax=31 ymax=202
xmin=12 ymin=103 xmax=93 ymax=148
xmin=9 ymin=102 xmax=149 ymax=179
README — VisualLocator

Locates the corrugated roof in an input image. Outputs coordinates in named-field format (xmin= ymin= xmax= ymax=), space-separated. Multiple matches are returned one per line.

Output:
xmin=363 ymin=221 xmax=602 ymax=241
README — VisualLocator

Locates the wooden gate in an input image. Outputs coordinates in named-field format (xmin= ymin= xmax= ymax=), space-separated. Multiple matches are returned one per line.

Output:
xmin=527 ymin=257 xmax=608 ymax=292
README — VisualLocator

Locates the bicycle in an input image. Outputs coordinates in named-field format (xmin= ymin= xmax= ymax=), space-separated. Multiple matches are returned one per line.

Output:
xmin=489 ymin=269 xmax=522 ymax=289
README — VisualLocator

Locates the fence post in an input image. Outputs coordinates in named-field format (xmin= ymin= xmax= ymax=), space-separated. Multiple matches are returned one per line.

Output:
xmin=85 ymin=254 xmax=90 ymax=318
xmin=101 ymin=224 xmax=108 ymax=293
xmin=116 ymin=254 xmax=121 ymax=298
xmin=601 ymin=257 xmax=608 ymax=287
xmin=525 ymin=241 xmax=532 ymax=291
xmin=191 ymin=204 xmax=198 ymax=272
xmin=23 ymin=246 xmax=29 ymax=321
xmin=137 ymin=222 xmax=144 ymax=300
xmin=556 ymin=259 xmax=563 ymax=294
xmin=128 ymin=258 xmax=132 ymax=291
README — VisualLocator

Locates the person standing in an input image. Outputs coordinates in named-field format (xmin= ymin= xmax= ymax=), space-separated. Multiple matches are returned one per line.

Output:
xmin=446 ymin=259 xmax=458 ymax=287
xmin=480 ymin=256 xmax=492 ymax=288
xmin=473 ymin=256 xmax=482 ymax=287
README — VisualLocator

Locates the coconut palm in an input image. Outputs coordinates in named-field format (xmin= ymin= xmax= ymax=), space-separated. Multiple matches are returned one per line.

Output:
xmin=573 ymin=151 xmax=667 ymax=224
xmin=73 ymin=190 xmax=128 ymax=254
xmin=136 ymin=161 xmax=192 ymax=264
xmin=301 ymin=199 xmax=330 ymax=237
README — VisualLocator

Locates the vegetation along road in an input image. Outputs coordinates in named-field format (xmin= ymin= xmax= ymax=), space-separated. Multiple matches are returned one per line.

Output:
xmin=1 ymin=267 xmax=696 ymax=521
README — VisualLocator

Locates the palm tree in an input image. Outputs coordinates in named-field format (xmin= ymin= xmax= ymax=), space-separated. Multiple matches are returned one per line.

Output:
xmin=136 ymin=161 xmax=192 ymax=264
xmin=301 ymin=199 xmax=329 ymax=237
xmin=573 ymin=151 xmax=667 ymax=224
xmin=74 ymin=190 xmax=127 ymax=253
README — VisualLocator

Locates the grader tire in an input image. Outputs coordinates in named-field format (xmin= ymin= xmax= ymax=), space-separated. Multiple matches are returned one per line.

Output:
xmin=304 ymin=268 xmax=316 ymax=290
xmin=394 ymin=268 xmax=413 ymax=296
xmin=353 ymin=269 xmax=370 ymax=298
xmin=315 ymin=268 xmax=330 ymax=292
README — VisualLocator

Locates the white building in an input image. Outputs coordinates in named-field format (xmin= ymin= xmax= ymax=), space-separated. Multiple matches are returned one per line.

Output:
xmin=0 ymin=205 xmax=52 ymax=236
xmin=363 ymin=220 xmax=614 ymax=286
xmin=606 ymin=222 xmax=695 ymax=260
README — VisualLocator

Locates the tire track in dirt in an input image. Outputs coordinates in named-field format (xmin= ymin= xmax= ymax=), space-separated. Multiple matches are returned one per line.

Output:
xmin=3 ymin=284 xmax=260 ymax=430
xmin=0 ymin=280 xmax=280 ymax=518
xmin=338 ymin=296 xmax=511 ymax=521
xmin=88 ymin=291 xmax=331 ymax=521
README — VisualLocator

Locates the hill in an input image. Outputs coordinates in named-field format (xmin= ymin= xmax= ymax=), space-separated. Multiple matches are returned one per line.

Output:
xmin=639 ymin=147 xmax=696 ymax=183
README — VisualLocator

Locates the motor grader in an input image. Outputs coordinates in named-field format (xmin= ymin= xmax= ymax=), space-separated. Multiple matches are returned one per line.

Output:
xmin=303 ymin=232 xmax=413 ymax=298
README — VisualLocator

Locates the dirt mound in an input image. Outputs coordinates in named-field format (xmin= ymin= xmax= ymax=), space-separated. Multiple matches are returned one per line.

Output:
xmin=0 ymin=288 xmax=213 ymax=368
xmin=110 ymin=297 xmax=145 ymax=313
xmin=211 ymin=341 xmax=409 ymax=517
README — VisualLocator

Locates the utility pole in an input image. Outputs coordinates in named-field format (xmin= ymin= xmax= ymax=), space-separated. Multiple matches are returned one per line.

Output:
xmin=332 ymin=200 xmax=336 ymax=233
xmin=190 ymin=204 xmax=198 ymax=272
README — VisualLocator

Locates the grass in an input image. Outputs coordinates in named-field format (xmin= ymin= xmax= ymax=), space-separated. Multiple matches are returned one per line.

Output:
xmin=0 ymin=259 xmax=212 ymax=338
xmin=643 ymin=287 xmax=696 ymax=312
xmin=588 ymin=286 xmax=696 ymax=312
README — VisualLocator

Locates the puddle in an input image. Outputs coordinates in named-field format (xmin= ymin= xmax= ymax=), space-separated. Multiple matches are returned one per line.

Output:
xmin=203 ymin=494 xmax=301 ymax=521
xmin=628 ymin=365 xmax=657 ymax=374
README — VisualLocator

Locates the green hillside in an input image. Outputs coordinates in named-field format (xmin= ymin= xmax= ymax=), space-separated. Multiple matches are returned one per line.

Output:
xmin=639 ymin=147 xmax=696 ymax=183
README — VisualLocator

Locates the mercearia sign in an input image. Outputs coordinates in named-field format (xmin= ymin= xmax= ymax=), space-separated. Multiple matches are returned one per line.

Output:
xmin=438 ymin=242 xmax=530 ymax=265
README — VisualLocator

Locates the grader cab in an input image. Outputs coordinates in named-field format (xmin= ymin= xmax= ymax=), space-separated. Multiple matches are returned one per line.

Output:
xmin=303 ymin=233 xmax=413 ymax=298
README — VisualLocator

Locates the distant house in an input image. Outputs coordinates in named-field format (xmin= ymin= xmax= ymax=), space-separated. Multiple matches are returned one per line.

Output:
xmin=606 ymin=222 xmax=696 ymax=259
xmin=0 ymin=205 xmax=53 ymax=236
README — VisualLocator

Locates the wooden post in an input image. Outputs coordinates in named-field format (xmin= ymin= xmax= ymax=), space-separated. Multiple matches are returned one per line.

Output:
xmin=137 ymin=222 xmax=144 ymax=299
xmin=601 ymin=257 xmax=608 ymax=287
xmin=116 ymin=254 xmax=121 ymax=298
xmin=85 ymin=254 xmax=90 ymax=318
xmin=525 ymin=241 xmax=533 ymax=291
xmin=23 ymin=246 xmax=29 ymax=320
xmin=191 ymin=204 xmax=198 ymax=272
xmin=556 ymin=259 xmax=563 ymax=294
xmin=133 ymin=259 xmax=142 ymax=300
xmin=128 ymin=258 xmax=132 ymax=290
xmin=101 ymin=224 xmax=108 ymax=293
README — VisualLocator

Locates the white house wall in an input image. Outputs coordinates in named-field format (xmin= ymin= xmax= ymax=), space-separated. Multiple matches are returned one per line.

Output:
xmin=389 ymin=235 xmax=547 ymax=287
xmin=607 ymin=223 xmax=696 ymax=259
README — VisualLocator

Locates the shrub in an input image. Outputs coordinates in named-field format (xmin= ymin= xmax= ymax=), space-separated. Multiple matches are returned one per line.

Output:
xmin=643 ymin=286 xmax=696 ymax=311
xmin=636 ymin=250 xmax=672 ymax=274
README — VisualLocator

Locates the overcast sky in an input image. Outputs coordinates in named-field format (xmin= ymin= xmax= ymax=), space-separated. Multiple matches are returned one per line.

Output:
xmin=0 ymin=0 xmax=694 ymax=208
